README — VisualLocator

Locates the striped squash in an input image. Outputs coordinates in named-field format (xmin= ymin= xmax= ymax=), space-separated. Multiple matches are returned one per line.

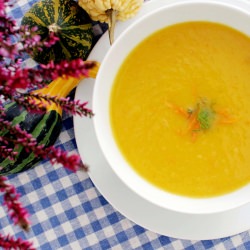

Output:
xmin=21 ymin=0 xmax=93 ymax=64
xmin=0 ymin=63 xmax=99 ymax=175
xmin=0 ymin=104 xmax=61 ymax=175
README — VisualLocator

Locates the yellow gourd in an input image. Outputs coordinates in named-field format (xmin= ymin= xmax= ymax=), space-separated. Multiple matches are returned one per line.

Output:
xmin=78 ymin=0 xmax=143 ymax=44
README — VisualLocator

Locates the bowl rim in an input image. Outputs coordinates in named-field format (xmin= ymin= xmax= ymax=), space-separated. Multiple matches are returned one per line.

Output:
xmin=93 ymin=0 xmax=250 ymax=215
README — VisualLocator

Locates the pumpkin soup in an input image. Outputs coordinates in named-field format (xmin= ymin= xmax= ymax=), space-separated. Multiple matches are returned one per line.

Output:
xmin=110 ymin=21 xmax=250 ymax=197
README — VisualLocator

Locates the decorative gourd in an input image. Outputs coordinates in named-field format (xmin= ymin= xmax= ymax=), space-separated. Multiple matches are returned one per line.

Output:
xmin=0 ymin=62 xmax=99 ymax=175
xmin=21 ymin=0 xmax=93 ymax=64
xmin=78 ymin=0 xmax=143 ymax=44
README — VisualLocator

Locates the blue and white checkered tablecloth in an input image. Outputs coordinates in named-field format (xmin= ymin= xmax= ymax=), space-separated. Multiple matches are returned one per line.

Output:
xmin=2 ymin=0 xmax=250 ymax=249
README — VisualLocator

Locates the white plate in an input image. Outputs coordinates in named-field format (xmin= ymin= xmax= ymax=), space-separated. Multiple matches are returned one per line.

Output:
xmin=74 ymin=0 xmax=250 ymax=240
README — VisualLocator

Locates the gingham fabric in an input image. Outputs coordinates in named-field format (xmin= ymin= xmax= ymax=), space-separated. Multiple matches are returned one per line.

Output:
xmin=2 ymin=0 xmax=250 ymax=249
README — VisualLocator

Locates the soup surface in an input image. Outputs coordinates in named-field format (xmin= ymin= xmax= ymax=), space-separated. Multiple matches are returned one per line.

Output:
xmin=110 ymin=21 xmax=250 ymax=197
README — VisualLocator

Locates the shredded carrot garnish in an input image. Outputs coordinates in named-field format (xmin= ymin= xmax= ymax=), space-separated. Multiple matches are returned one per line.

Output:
xmin=166 ymin=97 xmax=235 ymax=141
xmin=216 ymin=109 xmax=237 ymax=125
xmin=165 ymin=102 xmax=189 ymax=118
xmin=186 ymin=113 xmax=200 ymax=133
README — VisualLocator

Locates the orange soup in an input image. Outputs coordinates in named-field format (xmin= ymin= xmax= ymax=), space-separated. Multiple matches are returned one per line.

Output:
xmin=110 ymin=22 xmax=250 ymax=197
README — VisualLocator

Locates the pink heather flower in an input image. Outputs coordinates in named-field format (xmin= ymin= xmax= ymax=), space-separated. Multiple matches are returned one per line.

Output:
xmin=1 ymin=68 xmax=44 ymax=95
xmin=7 ymin=69 xmax=31 ymax=89
xmin=26 ymin=93 xmax=94 ymax=117
xmin=0 ymin=137 xmax=18 ymax=160
xmin=40 ymin=59 xmax=97 ymax=79
xmin=19 ymin=25 xmax=59 ymax=54
xmin=70 ymin=99 xmax=94 ymax=117
xmin=54 ymin=97 xmax=94 ymax=117
xmin=0 ymin=47 xmax=10 ymax=57
xmin=12 ymin=95 xmax=47 ymax=114
xmin=0 ymin=176 xmax=30 ymax=231
xmin=0 ymin=233 xmax=35 ymax=250
xmin=0 ymin=60 xmax=97 ymax=97
xmin=0 ymin=38 xmax=20 ymax=59
xmin=48 ymin=146 xmax=88 ymax=172
xmin=0 ymin=0 xmax=5 ymax=14
xmin=43 ymin=31 xmax=60 ymax=47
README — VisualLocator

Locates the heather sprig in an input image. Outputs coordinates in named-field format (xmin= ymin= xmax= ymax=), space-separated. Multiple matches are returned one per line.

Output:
xmin=46 ymin=146 xmax=88 ymax=172
xmin=26 ymin=93 xmax=94 ymax=117
xmin=0 ymin=136 xmax=18 ymax=160
xmin=0 ymin=233 xmax=35 ymax=250
xmin=0 ymin=59 xmax=97 ymax=96
xmin=0 ymin=176 xmax=30 ymax=231
xmin=39 ymin=59 xmax=97 ymax=80
xmin=12 ymin=95 xmax=47 ymax=114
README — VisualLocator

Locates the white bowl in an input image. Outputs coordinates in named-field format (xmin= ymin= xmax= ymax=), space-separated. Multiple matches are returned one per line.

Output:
xmin=93 ymin=0 xmax=250 ymax=214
